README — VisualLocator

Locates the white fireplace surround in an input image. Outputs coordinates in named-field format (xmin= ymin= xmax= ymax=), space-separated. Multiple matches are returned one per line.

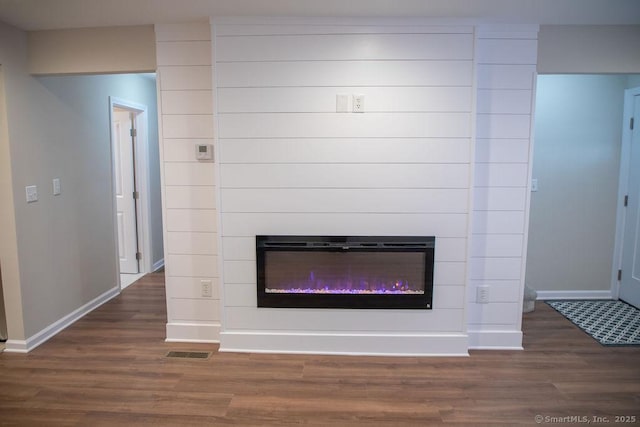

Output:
xmin=157 ymin=19 xmax=537 ymax=356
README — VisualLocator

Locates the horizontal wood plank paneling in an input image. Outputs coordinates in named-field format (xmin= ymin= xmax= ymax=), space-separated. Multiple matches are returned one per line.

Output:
xmin=166 ymin=276 xmax=221 ymax=299
xmin=221 ymin=213 xmax=468 ymax=238
xmin=164 ymin=138 xmax=215 ymax=162
xmin=470 ymin=234 xmax=524 ymax=258
xmin=166 ymin=232 xmax=218 ymax=255
xmin=217 ymin=34 xmax=473 ymax=62
xmin=219 ymin=138 xmax=471 ymax=164
xmin=476 ymin=64 xmax=536 ymax=90
xmin=473 ymin=187 xmax=527 ymax=211
xmin=217 ymin=61 xmax=473 ymax=87
xmin=164 ymin=186 xmax=217 ymax=209
xmin=220 ymin=164 xmax=470 ymax=189
xmin=476 ymin=39 xmax=537 ymax=65
xmin=474 ymin=163 xmax=529 ymax=187
xmin=476 ymin=114 xmax=531 ymax=139
xmin=155 ymin=22 xmax=212 ymax=41
xmin=477 ymin=89 xmax=532 ymax=114
xmin=216 ymin=24 xmax=473 ymax=36
xmin=469 ymin=29 xmax=537 ymax=335
xmin=166 ymin=209 xmax=217 ymax=233
xmin=475 ymin=139 xmax=529 ymax=164
xmin=221 ymin=236 xmax=468 ymax=262
xmin=224 ymin=307 xmax=465 ymax=332
xmin=166 ymin=254 xmax=218 ymax=278
xmin=469 ymin=257 xmax=522 ymax=281
xmin=156 ymin=41 xmax=212 ymax=66
xmin=159 ymin=66 xmax=213 ymax=90
xmin=472 ymin=211 xmax=526 ymax=235
xmin=162 ymin=115 xmax=214 ymax=139
xmin=218 ymin=87 xmax=472 ymax=113
xmin=164 ymin=162 xmax=215 ymax=186
xmin=220 ymin=188 xmax=469 ymax=213
xmin=218 ymin=112 xmax=472 ymax=139
xmin=171 ymin=298 xmax=221 ymax=322
xmin=161 ymin=90 xmax=214 ymax=115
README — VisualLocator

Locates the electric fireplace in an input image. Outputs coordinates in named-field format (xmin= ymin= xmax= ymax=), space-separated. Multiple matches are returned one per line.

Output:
xmin=256 ymin=235 xmax=435 ymax=309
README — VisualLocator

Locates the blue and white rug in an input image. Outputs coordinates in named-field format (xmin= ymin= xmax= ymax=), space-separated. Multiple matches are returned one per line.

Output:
xmin=546 ymin=300 xmax=640 ymax=346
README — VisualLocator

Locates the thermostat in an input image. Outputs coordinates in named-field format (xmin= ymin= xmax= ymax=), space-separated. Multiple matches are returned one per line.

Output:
xmin=195 ymin=144 xmax=214 ymax=161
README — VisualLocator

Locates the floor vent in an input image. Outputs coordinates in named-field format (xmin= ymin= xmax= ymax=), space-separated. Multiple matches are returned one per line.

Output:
xmin=166 ymin=351 xmax=211 ymax=359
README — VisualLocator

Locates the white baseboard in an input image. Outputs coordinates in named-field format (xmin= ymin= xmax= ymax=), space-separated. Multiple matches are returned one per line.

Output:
xmin=152 ymin=258 xmax=165 ymax=272
xmin=467 ymin=330 xmax=523 ymax=350
xmin=220 ymin=331 xmax=469 ymax=356
xmin=3 ymin=286 xmax=120 ymax=353
xmin=536 ymin=290 xmax=613 ymax=300
xmin=165 ymin=322 xmax=220 ymax=343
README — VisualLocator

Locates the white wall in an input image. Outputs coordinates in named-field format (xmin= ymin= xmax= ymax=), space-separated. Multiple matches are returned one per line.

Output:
xmin=154 ymin=20 xmax=537 ymax=353
xmin=215 ymin=22 xmax=474 ymax=356
xmin=468 ymin=27 xmax=537 ymax=348
xmin=527 ymin=75 xmax=629 ymax=296
xmin=155 ymin=22 xmax=219 ymax=342
xmin=0 ymin=20 xmax=162 ymax=350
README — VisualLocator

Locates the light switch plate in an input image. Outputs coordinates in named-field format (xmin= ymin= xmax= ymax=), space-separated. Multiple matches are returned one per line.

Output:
xmin=26 ymin=185 xmax=38 ymax=203
xmin=53 ymin=178 xmax=61 ymax=196
xmin=336 ymin=94 xmax=349 ymax=113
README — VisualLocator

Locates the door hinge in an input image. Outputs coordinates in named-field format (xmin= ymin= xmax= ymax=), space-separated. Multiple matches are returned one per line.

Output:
xmin=631 ymin=117 xmax=635 ymax=130
xmin=618 ymin=269 xmax=622 ymax=281
xmin=130 ymin=128 xmax=137 ymax=137
xmin=624 ymin=195 xmax=629 ymax=207
xmin=136 ymin=252 xmax=142 ymax=261
xmin=133 ymin=191 xmax=139 ymax=200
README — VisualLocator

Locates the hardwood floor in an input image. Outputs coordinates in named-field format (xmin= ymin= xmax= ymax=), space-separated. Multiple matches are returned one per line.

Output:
xmin=1 ymin=272 xmax=639 ymax=426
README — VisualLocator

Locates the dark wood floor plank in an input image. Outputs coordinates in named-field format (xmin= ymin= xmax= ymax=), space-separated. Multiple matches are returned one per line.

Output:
xmin=1 ymin=272 xmax=639 ymax=426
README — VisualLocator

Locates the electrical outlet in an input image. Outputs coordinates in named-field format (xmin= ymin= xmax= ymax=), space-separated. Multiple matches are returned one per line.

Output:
xmin=201 ymin=279 xmax=213 ymax=298
xmin=476 ymin=286 xmax=490 ymax=304
xmin=25 ymin=185 xmax=38 ymax=203
xmin=353 ymin=94 xmax=365 ymax=113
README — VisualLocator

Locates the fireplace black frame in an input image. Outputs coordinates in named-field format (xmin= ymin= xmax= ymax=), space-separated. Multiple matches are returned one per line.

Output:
xmin=256 ymin=235 xmax=435 ymax=309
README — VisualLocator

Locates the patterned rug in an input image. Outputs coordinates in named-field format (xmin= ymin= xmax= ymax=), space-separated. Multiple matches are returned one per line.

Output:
xmin=546 ymin=300 xmax=640 ymax=346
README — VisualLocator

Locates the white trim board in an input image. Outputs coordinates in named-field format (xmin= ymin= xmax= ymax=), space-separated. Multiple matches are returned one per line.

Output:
xmin=165 ymin=322 xmax=221 ymax=343
xmin=220 ymin=331 xmax=470 ymax=356
xmin=3 ymin=286 xmax=120 ymax=353
xmin=467 ymin=330 xmax=523 ymax=350
xmin=536 ymin=290 xmax=613 ymax=300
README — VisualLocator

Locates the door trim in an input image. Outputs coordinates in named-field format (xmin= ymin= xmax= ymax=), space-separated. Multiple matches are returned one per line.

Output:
xmin=611 ymin=86 xmax=640 ymax=299
xmin=109 ymin=97 xmax=153 ymax=285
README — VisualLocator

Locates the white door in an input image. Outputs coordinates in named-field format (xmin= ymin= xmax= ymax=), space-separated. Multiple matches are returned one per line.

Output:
xmin=112 ymin=109 xmax=139 ymax=274
xmin=620 ymin=94 xmax=640 ymax=309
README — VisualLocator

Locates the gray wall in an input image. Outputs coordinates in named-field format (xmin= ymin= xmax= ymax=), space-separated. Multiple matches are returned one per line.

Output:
xmin=538 ymin=25 xmax=640 ymax=74
xmin=1 ymin=18 xmax=162 ymax=339
xmin=527 ymin=75 xmax=631 ymax=293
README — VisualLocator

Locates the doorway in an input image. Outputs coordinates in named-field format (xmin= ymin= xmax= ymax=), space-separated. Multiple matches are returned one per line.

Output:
xmin=615 ymin=88 xmax=640 ymax=308
xmin=110 ymin=97 xmax=153 ymax=289
xmin=527 ymin=75 xmax=640 ymax=303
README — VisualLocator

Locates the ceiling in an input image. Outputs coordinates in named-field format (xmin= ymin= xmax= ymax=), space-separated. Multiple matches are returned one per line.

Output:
xmin=0 ymin=0 xmax=639 ymax=31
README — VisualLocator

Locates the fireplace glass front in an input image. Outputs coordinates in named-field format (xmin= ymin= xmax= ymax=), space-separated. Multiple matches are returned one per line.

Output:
xmin=256 ymin=235 xmax=434 ymax=309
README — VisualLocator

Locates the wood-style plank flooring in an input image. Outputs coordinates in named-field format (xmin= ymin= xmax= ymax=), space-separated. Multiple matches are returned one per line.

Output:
xmin=1 ymin=272 xmax=639 ymax=426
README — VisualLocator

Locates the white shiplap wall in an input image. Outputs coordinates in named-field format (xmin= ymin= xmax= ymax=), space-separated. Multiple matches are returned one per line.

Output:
xmin=154 ymin=21 xmax=538 ymax=352
xmin=469 ymin=27 xmax=538 ymax=348
xmin=215 ymin=23 xmax=475 ymax=355
xmin=155 ymin=23 xmax=220 ymax=341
